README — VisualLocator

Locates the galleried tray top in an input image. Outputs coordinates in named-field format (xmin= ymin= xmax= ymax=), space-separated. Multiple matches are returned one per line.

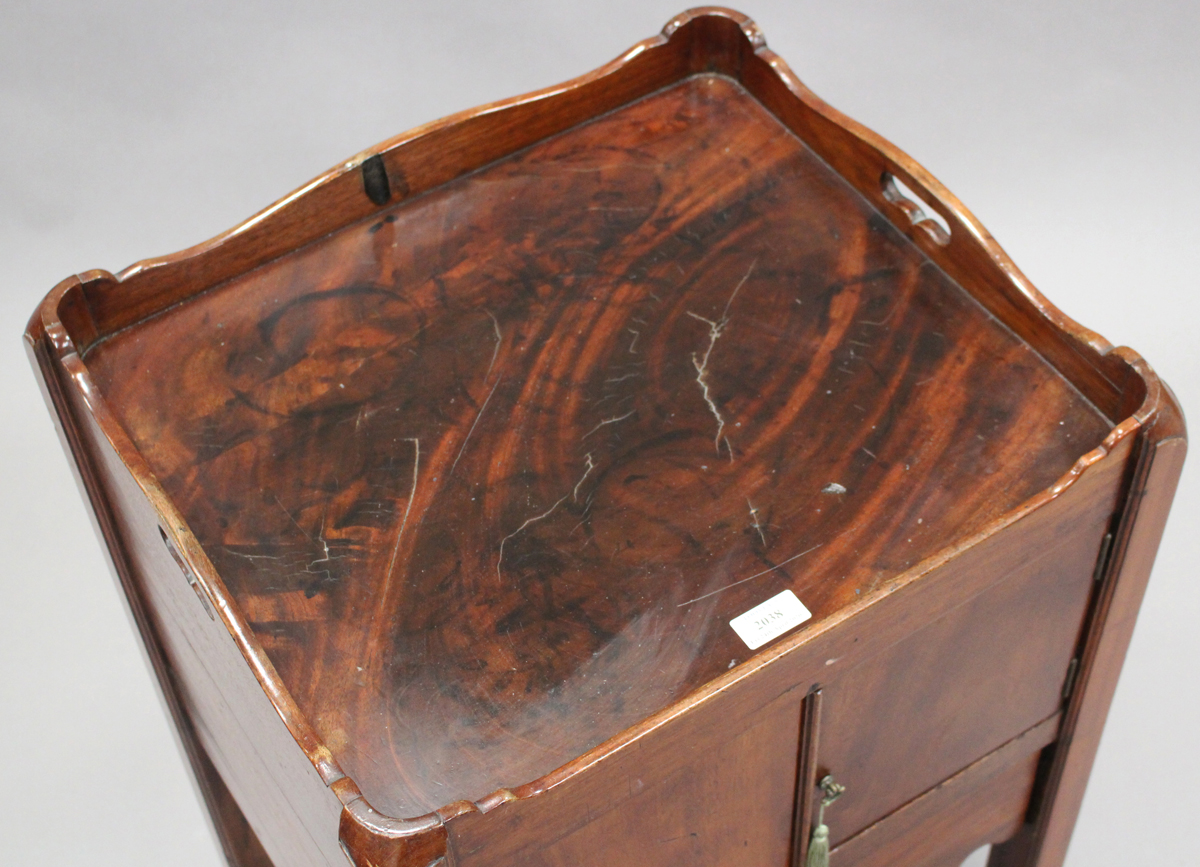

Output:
xmin=85 ymin=73 xmax=1111 ymax=817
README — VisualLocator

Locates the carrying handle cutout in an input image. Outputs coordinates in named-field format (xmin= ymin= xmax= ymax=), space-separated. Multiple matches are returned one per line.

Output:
xmin=882 ymin=172 xmax=951 ymax=245
xmin=159 ymin=526 xmax=216 ymax=621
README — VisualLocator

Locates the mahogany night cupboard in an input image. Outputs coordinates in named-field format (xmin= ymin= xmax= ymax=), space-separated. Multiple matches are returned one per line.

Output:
xmin=25 ymin=8 xmax=1184 ymax=867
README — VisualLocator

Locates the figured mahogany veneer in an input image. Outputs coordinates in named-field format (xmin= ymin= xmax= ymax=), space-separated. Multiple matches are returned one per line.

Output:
xmin=26 ymin=8 xmax=1184 ymax=867
xmin=83 ymin=71 xmax=1112 ymax=819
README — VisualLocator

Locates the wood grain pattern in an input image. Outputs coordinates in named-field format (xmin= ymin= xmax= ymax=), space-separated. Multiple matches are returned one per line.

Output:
xmin=816 ymin=484 xmax=1106 ymax=847
xmin=23 ymin=8 xmax=1183 ymax=867
xmin=61 ymin=352 xmax=350 ymax=867
xmin=791 ymin=687 xmax=823 ymax=867
xmin=782 ymin=483 xmax=1109 ymax=860
xmin=83 ymin=72 xmax=1112 ymax=820
xmin=989 ymin=390 xmax=1186 ymax=867
xmin=831 ymin=739 xmax=1048 ymax=867
xmin=24 ymin=294 xmax=274 ymax=867
xmin=485 ymin=686 xmax=804 ymax=867
xmin=440 ymin=431 xmax=1134 ymax=867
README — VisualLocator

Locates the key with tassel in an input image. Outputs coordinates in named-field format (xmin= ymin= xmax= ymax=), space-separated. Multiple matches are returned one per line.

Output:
xmin=807 ymin=774 xmax=845 ymax=867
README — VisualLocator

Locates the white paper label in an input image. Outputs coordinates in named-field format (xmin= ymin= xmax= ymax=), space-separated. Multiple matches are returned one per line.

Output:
xmin=729 ymin=589 xmax=812 ymax=650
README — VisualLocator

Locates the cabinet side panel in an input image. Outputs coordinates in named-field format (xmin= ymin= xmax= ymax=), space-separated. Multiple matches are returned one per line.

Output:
xmin=28 ymin=338 xmax=276 ymax=867
xmin=64 ymin=381 xmax=346 ymax=867
xmin=448 ymin=687 xmax=804 ymax=867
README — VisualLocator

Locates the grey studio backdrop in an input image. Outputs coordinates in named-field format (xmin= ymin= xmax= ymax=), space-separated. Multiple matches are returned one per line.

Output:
xmin=2 ymin=2 xmax=1196 ymax=866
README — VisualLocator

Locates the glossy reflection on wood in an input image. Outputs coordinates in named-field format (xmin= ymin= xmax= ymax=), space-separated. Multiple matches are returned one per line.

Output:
xmin=86 ymin=74 xmax=1111 ymax=818
xmin=27 ymin=8 xmax=1184 ymax=867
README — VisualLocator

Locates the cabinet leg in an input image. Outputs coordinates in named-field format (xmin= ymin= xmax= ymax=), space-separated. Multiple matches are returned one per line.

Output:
xmin=986 ymin=827 xmax=1036 ymax=867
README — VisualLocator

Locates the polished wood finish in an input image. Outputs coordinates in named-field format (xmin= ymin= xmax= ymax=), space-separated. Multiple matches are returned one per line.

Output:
xmin=843 ymin=757 xmax=1038 ymax=867
xmin=442 ymin=436 xmax=1134 ymax=867
xmin=988 ymin=397 xmax=1187 ymax=867
xmin=81 ymin=70 xmax=1112 ymax=822
xmin=791 ymin=687 xmax=823 ymax=867
xmin=831 ymin=714 xmax=1061 ymax=867
xmin=476 ymin=686 xmax=806 ymax=867
xmin=817 ymin=498 xmax=1110 ymax=848
xmin=25 ymin=8 xmax=1184 ymax=867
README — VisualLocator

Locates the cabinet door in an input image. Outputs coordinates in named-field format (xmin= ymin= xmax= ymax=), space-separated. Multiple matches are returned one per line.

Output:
xmin=811 ymin=516 xmax=1106 ymax=849
xmin=448 ymin=686 xmax=804 ymax=867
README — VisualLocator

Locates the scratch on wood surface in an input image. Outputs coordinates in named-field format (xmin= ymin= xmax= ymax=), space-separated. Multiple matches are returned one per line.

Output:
xmin=450 ymin=377 xmax=501 ymax=477
xmin=302 ymin=529 xmax=351 ymax=583
xmin=747 ymin=498 xmax=767 ymax=545
xmin=497 ymin=497 xmax=567 ymax=581
xmin=497 ymin=455 xmax=596 ymax=581
xmin=573 ymin=453 xmax=596 ymax=502
xmin=447 ymin=313 xmax=506 ymax=479
xmin=384 ymin=438 xmax=420 ymax=583
xmin=583 ymin=409 xmax=635 ymax=440
xmin=687 ymin=260 xmax=755 ymax=460
xmin=677 ymin=543 xmax=821 ymax=608
xmin=484 ymin=310 xmax=502 ymax=380
xmin=226 ymin=550 xmax=285 ymax=562
xmin=273 ymin=494 xmax=311 ymax=540
xmin=858 ymin=306 xmax=897 ymax=327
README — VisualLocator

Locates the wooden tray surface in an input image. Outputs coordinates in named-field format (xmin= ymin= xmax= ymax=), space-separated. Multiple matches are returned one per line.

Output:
xmin=82 ymin=73 xmax=1113 ymax=818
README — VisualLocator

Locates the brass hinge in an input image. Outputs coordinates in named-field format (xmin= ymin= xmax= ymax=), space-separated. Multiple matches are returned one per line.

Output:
xmin=1062 ymin=657 xmax=1080 ymax=701
xmin=1093 ymin=532 xmax=1114 ymax=582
